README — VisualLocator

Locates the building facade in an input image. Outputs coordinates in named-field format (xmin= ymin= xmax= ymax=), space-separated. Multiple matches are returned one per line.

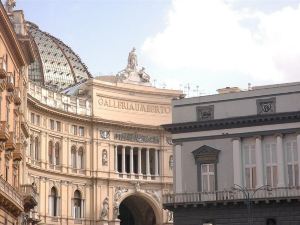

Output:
xmin=23 ymin=21 xmax=182 ymax=225
xmin=163 ymin=84 xmax=300 ymax=225
xmin=0 ymin=1 xmax=37 ymax=225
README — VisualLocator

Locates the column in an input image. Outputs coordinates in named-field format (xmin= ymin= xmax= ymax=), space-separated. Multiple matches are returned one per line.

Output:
xmin=154 ymin=149 xmax=159 ymax=176
xmin=255 ymin=136 xmax=263 ymax=187
xmin=146 ymin=148 xmax=150 ymax=176
xmin=297 ymin=133 xmax=300 ymax=186
xmin=114 ymin=145 xmax=118 ymax=172
xmin=138 ymin=148 xmax=142 ymax=175
xmin=122 ymin=146 xmax=126 ymax=174
xmin=130 ymin=147 xmax=134 ymax=174
xmin=276 ymin=134 xmax=285 ymax=187
xmin=232 ymin=138 xmax=242 ymax=186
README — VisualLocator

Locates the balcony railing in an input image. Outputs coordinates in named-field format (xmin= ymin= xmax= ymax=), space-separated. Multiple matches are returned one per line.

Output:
xmin=6 ymin=73 xmax=14 ymax=92
xmin=163 ymin=187 xmax=300 ymax=205
xmin=14 ymin=88 xmax=21 ymax=105
xmin=6 ymin=132 xmax=16 ymax=151
xmin=0 ymin=121 xmax=9 ymax=141
xmin=0 ymin=57 xmax=7 ymax=79
xmin=20 ymin=184 xmax=39 ymax=211
xmin=0 ymin=176 xmax=23 ymax=210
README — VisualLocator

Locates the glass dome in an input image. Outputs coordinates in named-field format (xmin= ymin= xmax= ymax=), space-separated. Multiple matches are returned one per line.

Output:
xmin=27 ymin=22 xmax=91 ymax=91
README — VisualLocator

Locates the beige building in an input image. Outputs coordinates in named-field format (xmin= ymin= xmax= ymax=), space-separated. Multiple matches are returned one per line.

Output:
xmin=17 ymin=10 xmax=183 ymax=225
xmin=0 ymin=1 xmax=37 ymax=225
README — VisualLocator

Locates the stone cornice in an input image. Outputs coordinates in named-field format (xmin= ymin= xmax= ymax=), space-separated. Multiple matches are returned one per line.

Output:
xmin=0 ymin=3 xmax=27 ymax=67
xmin=163 ymin=111 xmax=300 ymax=134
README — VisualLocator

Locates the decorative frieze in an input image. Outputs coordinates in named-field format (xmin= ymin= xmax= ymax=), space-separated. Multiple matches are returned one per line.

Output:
xmin=114 ymin=132 xmax=159 ymax=144
xmin=257 ymin=97 xmax=276 ymax=114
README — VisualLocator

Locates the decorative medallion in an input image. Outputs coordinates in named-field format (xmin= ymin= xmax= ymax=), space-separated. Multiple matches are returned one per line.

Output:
xmin=100 ymin=130 xmax=110 ymax=139
xmin=257 ymin=97 xmax=276 ymax=114
xmin=196 ymin=105 xmax=214 ymax=121
xmin=166 ymin=137 xmax=173 ymax=145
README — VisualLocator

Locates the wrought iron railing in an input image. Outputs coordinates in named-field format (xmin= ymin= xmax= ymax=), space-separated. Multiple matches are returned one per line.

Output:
xmin=163 ymin=187 xmax=300 ymax=204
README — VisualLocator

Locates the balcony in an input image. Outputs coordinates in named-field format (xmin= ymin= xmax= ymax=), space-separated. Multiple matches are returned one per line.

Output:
xmin=26 ymin=210 xmax=40 ymax=224
xmin=20 ymin=184 xmax=39 ymax=211
xmin=6 ymin=73 xmax=14 ymax=92
xmin=0 ymin=176 xmax=23 ymax=216
xmin=14 ymin=89 xmax=21 ymax=105
xmin=0 ymin=121 xmax=9 ymax=142
xmin=21 ymin=120 xmax=30 ymax=138
xmin=6 ymin=132 xmax=16 ymax=151
xmin=0 ymin=57 xmax=7 ymax=79
xmin=163 ymin=187 xmax=300 ymax=207
xmin=13 ymin=143 xmax=23 ymax=161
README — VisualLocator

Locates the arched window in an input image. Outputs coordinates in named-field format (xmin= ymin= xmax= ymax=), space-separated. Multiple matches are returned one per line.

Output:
xmin=49 ymin=187 xmax=59 ymax=216
xmin=48 ymin=141 xmax=53 ymax=164
xmin=54 ymin=142 xmax=60 ymax=165
xmin=34 ymin=136 xmax=39 ymax=160
xmin=73 ymin=190 xmax=83 ymax=218
xmin=78 ymin=147 xmax=84 ymax=169
xmin=71 ymin=146 xmax=77 ymax=169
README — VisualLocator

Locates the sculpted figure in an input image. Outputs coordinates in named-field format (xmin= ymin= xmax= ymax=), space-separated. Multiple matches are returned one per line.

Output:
xmin=113 ymin=201 xmax=119 ymax=219
xmin=5 ymin=0 xmax=16 ymax=13
xmin=102 ymin=149 xmax=108 ymax=166
xmin=127 ymin=48 xmax=138 ymax=70
xmin=100 ymin=197 xmax=109 ymax=220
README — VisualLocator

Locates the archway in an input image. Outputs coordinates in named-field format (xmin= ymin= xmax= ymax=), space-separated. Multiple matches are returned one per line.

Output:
xmin=119 ymin=195 xmax=157 ymax=225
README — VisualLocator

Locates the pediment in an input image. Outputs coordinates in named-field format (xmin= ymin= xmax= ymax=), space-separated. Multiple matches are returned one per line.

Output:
xmin=192 ymin=145 xmax=220 ymax=164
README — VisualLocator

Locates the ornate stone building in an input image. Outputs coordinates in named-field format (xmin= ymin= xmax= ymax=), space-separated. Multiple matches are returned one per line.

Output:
xmin=0 ymin=1 xmax=38 ymax=225
xmin=18 ymin=9 xmax=182 ymax=225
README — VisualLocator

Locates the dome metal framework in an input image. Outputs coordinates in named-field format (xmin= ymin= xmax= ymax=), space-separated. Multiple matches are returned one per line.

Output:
xmin=27 ymin=22 xmax=91 ymax=91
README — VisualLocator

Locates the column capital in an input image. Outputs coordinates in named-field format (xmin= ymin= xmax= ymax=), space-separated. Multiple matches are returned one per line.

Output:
xmin=254 ymin=135 xmax=262 ymax=140
xmin=231 ymin=137 xmax=241 ymax=142
xmin=274 ymin=133 xmax=283 ymax=138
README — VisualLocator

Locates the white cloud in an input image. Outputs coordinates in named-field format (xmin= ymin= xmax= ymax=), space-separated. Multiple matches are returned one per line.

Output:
xmin=142 ymin=0 xmax=300 ymax=88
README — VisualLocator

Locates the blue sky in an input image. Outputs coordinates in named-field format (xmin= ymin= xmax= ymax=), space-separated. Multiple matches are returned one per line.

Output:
xmin=12 ymin=0 xmax=300 ymax=95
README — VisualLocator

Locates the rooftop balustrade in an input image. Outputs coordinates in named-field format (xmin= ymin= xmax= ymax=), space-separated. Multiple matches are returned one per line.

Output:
xmin=28 ymin=82 xmax=91 ymax=116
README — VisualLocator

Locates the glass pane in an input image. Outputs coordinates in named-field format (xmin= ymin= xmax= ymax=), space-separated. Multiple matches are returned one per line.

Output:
xmin=252 ymin=167 xmax=257 ymax=188
xmin=244 ymin=147 xmax=249 ymax=165
xmin=245 ymin=168 xmax=250 ymax=188
xmin=272 ymin=145 xmax=277 ymax=163
xmin=266 ymin=166 xmax=271 ymax=186
xmin=295 ymin=164 xmax=299 ymax=186
xmin=273 ymin=166 xmax=278 ymax=187
xmin=202 ymin=164 xmax=207 ymax=173
xmin=265 ymin=146 xmax=270 ymax=164
xmin=251 ymin=147 xmax=256 ymax=164
xmin=202 ymin=175 xmax=208 ymax=191
xmin=288 ymin=165 xmax=293 ymax=186
xmin=209 ymin=175 xmax=215 ymax=191
xmin=209 ymin=164 xmax=214 ymax=172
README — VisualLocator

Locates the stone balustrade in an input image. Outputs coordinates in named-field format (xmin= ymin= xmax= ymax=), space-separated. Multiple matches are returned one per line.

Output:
xmin=163 ymin=187 xmax=300 ymax=205
xmin=28 ymin=82 xmax=91 ymax=116
xmin=0 ymin=176 xmax=23 ymax=211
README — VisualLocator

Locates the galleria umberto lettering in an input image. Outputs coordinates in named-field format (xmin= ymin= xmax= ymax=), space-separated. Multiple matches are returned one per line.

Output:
xmin=97 ymin=96 xmax=171 ymax=114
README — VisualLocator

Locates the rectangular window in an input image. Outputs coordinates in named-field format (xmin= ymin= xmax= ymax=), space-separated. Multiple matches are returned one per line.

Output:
xmin=79 ymin=126 xmax=84 ymax=137
xmin=243 ymin=143 xmax=256 ymax=188
xmin=36 ymin=115 xmax=40 ymax=126
xmin=50 ymin=119 xmax=55 ymax=130
xmin=31 ymin=112 xmax=35 ymax=124
xmin=201 ymin=164 xmax=215 ymax=192
xmin=72 ymin=125 xmax=77 ymax=135
xmin=285 ymin=141 xmax=299 ymax=187
xmin=264 ymin=143 xmax=278 ymax=187
xmin=56 ymin=121 xmax=61 ymax=132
